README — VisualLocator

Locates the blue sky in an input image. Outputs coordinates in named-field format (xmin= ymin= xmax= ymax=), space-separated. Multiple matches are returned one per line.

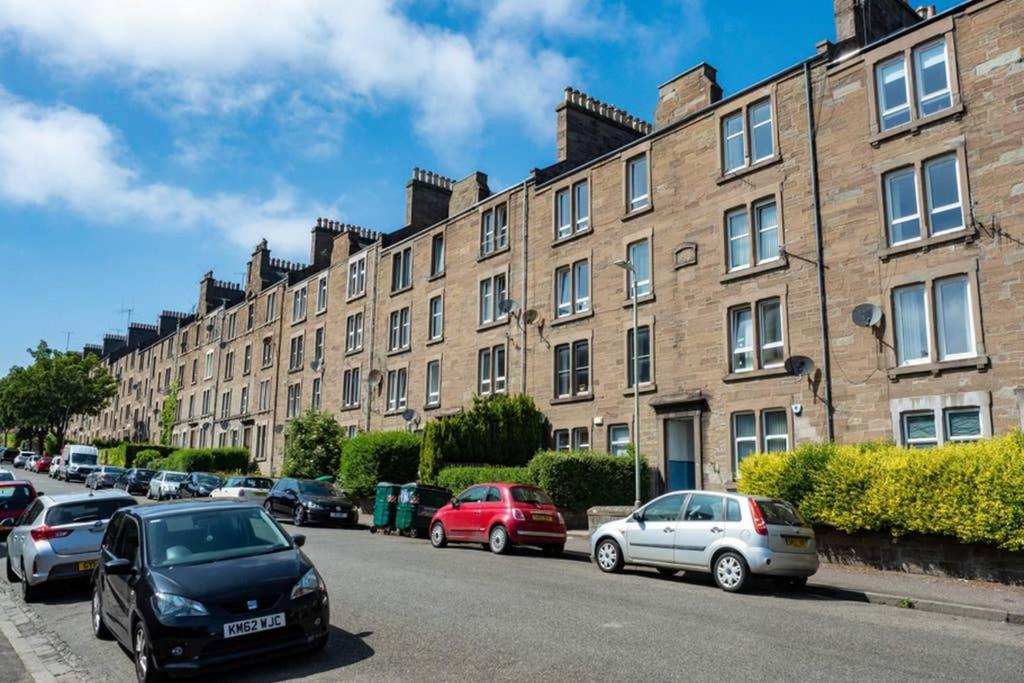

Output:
xmin=0 ymin=0 xmax=958 ymax=371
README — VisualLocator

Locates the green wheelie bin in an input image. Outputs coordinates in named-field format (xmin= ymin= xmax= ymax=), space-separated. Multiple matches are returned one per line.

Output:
xmin=370 ymin=482 xmax=401 ymax=534
xmin=395 ymin=482 xmax=451 ymax=538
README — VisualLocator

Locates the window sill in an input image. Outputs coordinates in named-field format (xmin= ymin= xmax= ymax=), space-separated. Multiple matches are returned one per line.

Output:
xmin=620 ymin=204 xmax=653 ymax=223
xmin=477 ymin=246 xmax=511 ymax=263
xmin=716 ymin=155 xmax=783 ymax=185
xmin=287 ymin=366 xmax=303 ymax=375
xmin=290 ymin=317 xmax=306 ymax=327
xmin=426 ymin=336 xmax=444 ymax=346
xmin=550 ymin=309 xmax=593 ymax=327
xmin=344 ymin=347 xmax=363 ymax=357
xmin=386 ymin=348 xmax=411 ymax=358
xmin=879 ymin=227 xmax=978 ymax=262
xmin=346 ymin=292 xmax=366 ymax=304
xmin=719 ymin=257 xmax=789 ymax=284
xmin=869 ymin=103 xmax=965 ymax=147
xmin=260 ymin=363 xmax=274 ymax=370
xmin=338 ymin=404 xmax=361 ymax=413
xmin=722 ymin=366 xmax=789 ymax=383
xmin=477 ymin=319 xmax=510 ymax=333
xmin=428 ymin=271 xmax=445 ymax=282
xmin=550 ymin=394 xmax=594 ymax=406
xmin=622 ymin=293 xmax=655 ymax=309
xmin=551 ymin=228 xmax=592 ymax=248
xmin=887 ymin=355 xmax=989 ymax=381
xmin=623 ymin=383 xmax=657 ymax=397
xmin=315 ymin=308 xmax=327 ymax=317
xmin=390 ymin=285 xmax=413 ymax=297
xmin=384 ymin=409 xmax=409 ymax=417
xmin=423 ymin=402 xmax=441 ymax=412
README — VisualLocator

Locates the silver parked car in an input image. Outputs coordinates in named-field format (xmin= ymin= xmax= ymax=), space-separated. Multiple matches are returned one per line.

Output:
xmin=4 ymin=490 xmax=137 ymax=602
xmin=146 ymin=470 xmax=187 ymax=500
xmin=591 ymin=490 xmax=818 ymax=592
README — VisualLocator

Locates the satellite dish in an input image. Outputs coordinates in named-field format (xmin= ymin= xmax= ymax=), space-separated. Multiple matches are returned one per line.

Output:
xmin=851 ymin=303 xmax=883 ymax=328
xmin=220 ymin=420 xmax=229 ymax=429
xmin=273 ymin=424 xmax=284 ymax=434
xmin=784 ymin=356 xmax=816 ymax=377
xmin=366 ymin=368 xmax=383 ymax=384
xmin=522 ymin=309 xmax=539 ymax=325
xmin=401 ymin=409 xmax=418 ymax=423
xmin=205 ymin=323 xmax=215 ymax=331
xmin=498 ymin=299 xmax=517 ymax=315
xmin=309 ymin=359 xmax=321 ymax=372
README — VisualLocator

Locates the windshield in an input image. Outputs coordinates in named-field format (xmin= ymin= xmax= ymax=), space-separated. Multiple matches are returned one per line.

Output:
xmin=103 ymin=467 xmax=126 ymax=476
xmin=298 ymin=481 xmax=339 ymax=497
xmin=196 ymin=474 xmax=221 ymax=487
xmin=134 ymin=469 xmax=156 ymax=479
xmin=0 ymin=486 xmax=32 ymax=511
xmin=0 ymin=472 xmax=13 ymax=482
xmin=165 ymin=473 xmax=187 ymax=483
xmin=757 ymin=499 xmax=806 ymax=526
xmin=70 ymin=453 xmax=98 ymax=465
xmin=145 ymin=507 xmax=292 ymax=568
xmin=229 ymin=477 xmax=273 ymax=489
xmin=510 ymin=487 xmax=554 ymax=505
xmin=46 ymin=498 xmax=135 ymax=526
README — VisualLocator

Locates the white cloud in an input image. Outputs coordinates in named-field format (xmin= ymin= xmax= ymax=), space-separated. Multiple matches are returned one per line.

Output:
xmin=0 ymin=88 xmax=327 ymax=255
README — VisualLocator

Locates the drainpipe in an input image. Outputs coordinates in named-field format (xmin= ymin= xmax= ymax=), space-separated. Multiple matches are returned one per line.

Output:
xmin=803 ymin=59 xmax=835 ymax=442
xmin=519 ymin=180 xmax=529 ymax=393
xmin=365 ymin=244 xmax=381 ymax=433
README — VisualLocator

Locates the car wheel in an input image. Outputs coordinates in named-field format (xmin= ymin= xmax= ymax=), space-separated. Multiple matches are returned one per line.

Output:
xmin=6 ymin=555 xmax=19 ymax=583
xmin=92 ymin=586 xmax=112 ymax=640
xmin=429 ymin=522 xmax=447 ymax=548
xmin=488 ymin=525 xmax=510 ymax=555
xmin=541 ymin=544 xmax=564 ymax=557
xmin=20 ymin=563 xmax=36 ymax=603
xmin=656 ymin=568 xmax=679 ymax=577
xmin=293 ymin=506 xmax=306 ymax=527
xmin=134 ymin=622 xmax=164 ymax=682
xmin=263 ymin=500 xmax=275 ymax=517
xmin=595 ymin=538 xmax=624 ymax=573
xmin=713 ymin=551 xmax=749 ymax=593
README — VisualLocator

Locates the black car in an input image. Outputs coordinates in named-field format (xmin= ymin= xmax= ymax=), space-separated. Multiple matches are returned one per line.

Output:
xmin=177 ymin=472 xmax=224 ymax=499
xmin=116 ymin=468 xmax=158 ymax=495
xmin=1 ymin=447 xmax=19 ymax=463
xmin=91 ymin=501 xmax=329 ymax=681
xmin=264 ymin=478 xmax=359 ymax=527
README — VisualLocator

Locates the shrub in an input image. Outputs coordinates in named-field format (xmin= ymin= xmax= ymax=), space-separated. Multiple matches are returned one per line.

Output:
xmin=102 ymin=443 xmax=176 ymax=468
xmin=91 ymin=437 xmax=121 ymax=449
xmin=340 ymin=431 xmax=422 ymax=498
xmin=43 ymin=433 xmax=57 ymax=455
xmin=163 ymin=448 xmax=250 ymax=474
xmin=435 ymin=465 xmax=534 ymax=493
xmin=281 ymin=410 xmax=346 ymax=479
xmin=419 ymin=394 xmax=548 ymax=480
xmin=527 ymin=450 xmax=649 ymax=511
xmin=738 ymin=432 xmax=1024 ymax=551
xmin=134 ymin=449 xmax=163 ymax=468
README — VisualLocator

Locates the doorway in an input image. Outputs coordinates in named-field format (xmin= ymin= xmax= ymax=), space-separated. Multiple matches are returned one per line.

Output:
xmin=665 ymin=417 xmax=696 ymax=491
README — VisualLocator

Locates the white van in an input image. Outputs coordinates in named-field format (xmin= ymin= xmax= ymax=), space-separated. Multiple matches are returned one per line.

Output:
xmin=59 ymin=444 xmax=100 ymax=482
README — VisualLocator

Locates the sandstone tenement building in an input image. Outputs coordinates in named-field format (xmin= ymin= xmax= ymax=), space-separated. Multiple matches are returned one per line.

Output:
xmin=70 ymin=0 xmax=1024 ymax=493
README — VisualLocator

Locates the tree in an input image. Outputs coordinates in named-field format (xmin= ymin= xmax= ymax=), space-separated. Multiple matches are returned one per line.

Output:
xmin=281 ymin=409 xmax=346 ymax=479
xmin=0 ymin=342 xmax=117 ymax=451
xmin=160 ymin=380 xmax=179 ymax=446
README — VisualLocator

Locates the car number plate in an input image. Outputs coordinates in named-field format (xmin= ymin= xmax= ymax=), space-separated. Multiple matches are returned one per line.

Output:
xmin=532 ymin=513 xmax=553 ymax=522
xmin=77 ymin=560 xmax=97 ymax=572
xmin=783 ymin=536 xmax=808 ymax=548
xmin=223 ymin=613 xmax=286 ymax=639
xmin=330 ymin=512 xmax=346 ymax=518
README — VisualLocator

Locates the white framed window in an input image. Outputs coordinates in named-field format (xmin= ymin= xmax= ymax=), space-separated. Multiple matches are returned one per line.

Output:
xmin=876 ymin=55 xmax=910 ymax=130
xmin=479 ymin=274 xmax=507 ymax=325
xmin=885 ymin=167 xmax=921 ymax=244
xmin=626 ymin=154 xmax=649 ymax=212
xmin=261 ymin=337 xmax=273 ymax=367
xmin=762 ymin=410 xmax=788 ymax=452
xmin=286 ymin=383 xmax=302 ymax=418
xmin=493 ymin=345 xmax=506 ymax=393
xmin=247 ymin=303 xmax=255 ymax=331
xmin=944 ymin=407 xmax=981 ymax=442
xmin=934 ymin=275 xmax=974 ymax=361
xmin=755 ymin=199 xmax=779 ymax=264
xmin=348 ymin=256 xmax=367 ymax=298
xmin=481 ymin=204 xmax=508 ymax=255
xmin=555 ymin=188 xmax=571 ymax=239
xmin=316 ymin=275 xmax=328 ymax=313
xmin=555 ymin=180 xmax=590 ymax=239
xmin=478 ymin=347 xmax=492 ymax=395
xmin=289 ymin=334 xmax=304 ymax=371
xmin=431 ymin=233 xmax=445 ymax=277
xmin=311 ymin=377 xmax=322 ymax=411
xmin=902 ymin=411 xmax=937 ymax=448
xmin=574 ymin=181 xmax=590 ymax=232
xmin=727 ymin=208 xmax=750 ymax=271
xmin=554 ymin=340 xmax=590 ymax=398
xmin=626 ymin=325 xmax=651 ymax=387
xmin=227 ymin=312 xmax=237 ymax=339
xmin=732 ymin=412 xmax=757 ymax=470
xmin=220 ymin=390 xmax=231 ymax=419
xmin=626 ymin=239 xmax=651 ymax=297
xmin=924 ymin=155 xmax=964 ymax=235
xmin=495 ymin=204 xmax=508 ymax=251
xmin=204 ymin=350 xmax=214 ymax=379
xmin=553 ymin=429 xmax=570 ymax=451
xmin=608 ymin=424 xmax=630 ymax=455
xmin=758 ymin=299 xmax=784 ymax=368
xmin=201 ymin=388 xmax=211 ymax=415
xmin=478 ymin=344 xmax=506 ymax=395
xmin=425 ymin=360 xmax=440 ymax=407
xmin=386 ymin=368 xmax=407 ymax=412
xmin=748 ymin=99 xmax=774 ymax=163
xmin=313 ymin=327 xmax=325 ymax=365
xmin=242 ymin=344 xmax=252 ymax=375
xmin=572 ymin=427 xmax=589 ymax=451
xmin=730 ymin=306 xmax=754 ymax=372
xmin=292 ymin=286 xmax=307 ymax=322
xmin=223 ymin=351 xmax=234 ymax=380
xmin=258 ymin=379 xmax=271 ymax=411
xmin=388 ymin=308 xmax=410 ymax=351
xmin=265 ymin=291 xmax=277 ymax=322
xmin=428 ymin=296 xmax=443 ymax=340
xmin=481 ymin=208 xmax=495 ymax=254
xmin=239 ymin=386 xmax=249 ymax=414
xmin=723 ymin=112 xmax=745 ymax=172
xmin=391 ymin=247 xmax=412 ymax=292
xmin=342 ymin=368 xmax=360 ymax=408
xmin=914 ymin=39 xmax=952 ymax=117
xmin=346 ymin=312 xmax=363 ymax=352
xmin=893 ymin=283 xmax=930 ymax=366
xmin=555 ymin=259 xmax=589 ymax=318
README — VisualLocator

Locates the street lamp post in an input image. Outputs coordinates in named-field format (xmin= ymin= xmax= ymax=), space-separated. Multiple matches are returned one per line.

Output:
xmin=614 ymin=259 xmax=642 ymax=509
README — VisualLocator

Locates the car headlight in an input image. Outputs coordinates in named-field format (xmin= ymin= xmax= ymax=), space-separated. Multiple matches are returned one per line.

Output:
xmin=306 ymin=501 xmax=324 ymax=510
xmin=291 ymin=568 xmax=324 ymax=600
xmin=152 ymin=592 xmax=209 ymax=618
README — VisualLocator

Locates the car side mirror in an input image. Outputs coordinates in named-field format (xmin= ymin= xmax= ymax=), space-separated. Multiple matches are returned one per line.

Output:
xmin=35 ymin=491 xmax=44 ymax=498
xmin=104 ymin=558 xmax=133 ymax=575
xmin=292 ymin=534 xmax=306 ymax=548
xmin=632 ymin=510 xmax=644 ymax=523
xmin=450 ymin=498 xmax=460 ymax=509
xmin=0 ymin=517 xmax=15 ymax=527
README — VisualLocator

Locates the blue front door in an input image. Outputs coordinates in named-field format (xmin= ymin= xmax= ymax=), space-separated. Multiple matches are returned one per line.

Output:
xmin=665 ymin=417 xmax=697 ymax=491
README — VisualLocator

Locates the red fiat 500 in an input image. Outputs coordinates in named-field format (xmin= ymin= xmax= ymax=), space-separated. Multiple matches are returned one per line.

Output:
xmin=429 ymin=483 xmax=567 ymax=555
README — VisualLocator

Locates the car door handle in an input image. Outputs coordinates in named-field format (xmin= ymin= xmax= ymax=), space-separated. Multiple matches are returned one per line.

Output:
xmin=662 ymin=527 xmax=674 ymax=533
xmin=710 ymin=527 xmax=724 ymax=533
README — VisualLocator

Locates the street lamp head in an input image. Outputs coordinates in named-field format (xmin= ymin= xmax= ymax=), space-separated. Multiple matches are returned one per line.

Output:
xmin=614 ymin=259 xmax=634 ymax=272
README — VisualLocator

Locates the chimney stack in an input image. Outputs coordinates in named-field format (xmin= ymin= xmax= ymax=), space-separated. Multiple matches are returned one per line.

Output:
xmin=556 ymin=87 xmax=652 ymax=167
xmin=406 ymin=168 xmax=453 ymax=230
xmin=654 ymin=63 xmax=722 ymax=129
xmin=833 ymin=0 xmax=922 ymax=53
xmin=449 ymin=172 xmax=491 ymax=216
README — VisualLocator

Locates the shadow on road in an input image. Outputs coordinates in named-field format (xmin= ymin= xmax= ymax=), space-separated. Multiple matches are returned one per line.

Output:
xmin=227 ymin=626 xmax=375 ymax=682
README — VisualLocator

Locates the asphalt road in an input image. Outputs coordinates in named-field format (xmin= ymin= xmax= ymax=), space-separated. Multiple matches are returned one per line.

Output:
xmin=3 ymin=467 xmax=1023 ymax=682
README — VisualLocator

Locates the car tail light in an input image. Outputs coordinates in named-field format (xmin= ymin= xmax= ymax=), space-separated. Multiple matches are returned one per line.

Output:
xmin=30 ymin=525 xmax=73 ymax=542
xmin=237 ymin=490 xmax=246 ymax=497
xmin=748 ymin=498 xmax=768 ymax=536
xmin=511 ymin=508 xmax=526 ymax=521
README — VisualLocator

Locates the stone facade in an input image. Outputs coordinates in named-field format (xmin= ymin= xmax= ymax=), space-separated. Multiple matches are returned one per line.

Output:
xmin=69 ymin=0 xmax=1024 ymax=489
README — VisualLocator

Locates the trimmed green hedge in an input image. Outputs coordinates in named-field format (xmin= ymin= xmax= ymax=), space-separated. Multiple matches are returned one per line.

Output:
xmin=101 ymin=443 xmax=176 ymax=468
xmin=419 ymin=394 xmax=548 ymax=480
xmin=435 ymin=465 xmax=534 ymax=493
xmin=134 ymin=449 xmax=164 ymax=469
xmin=163 ymin=447 xmax=250 ymax=474
xmin=527 ymin=450 xmax=649 ymax=511
xmin=340 ymin=431 xmax=422 ymax=498
xmin=738 ymin=432 xmax=1024 ymax=551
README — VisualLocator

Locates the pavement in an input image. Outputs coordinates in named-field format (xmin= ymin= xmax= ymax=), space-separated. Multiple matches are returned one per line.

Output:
xmin=3 ymin=468 xmax=1023 ymax=682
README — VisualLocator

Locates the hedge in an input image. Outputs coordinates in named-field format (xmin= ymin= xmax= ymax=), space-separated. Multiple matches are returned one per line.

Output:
xmin=738 ymin=432 xmax=1024 ymax=551
xmin=281 ymin=410 xmax=345 ymax=479
xmin=340 ymin=431 xmax=422 ymax=498
xmin=162 ymin=447 xmax=251 ymax=474
xmin=527 ymin=450 xmax=649 ymax=511
xmin=419 ymin=394 xmax=548 ymax=480
xmin=101 ymin=443 xmax=177 ymax=468
xmin=434 ymin=465 xmax=534 ymax=493
xmin=134 ymin=449 xmax=164 ymax=469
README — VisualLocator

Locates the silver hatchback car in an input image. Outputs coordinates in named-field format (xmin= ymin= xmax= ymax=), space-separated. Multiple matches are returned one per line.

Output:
xmin=4 ymin=490 xmax=137 ymax=602
xmin=591 ymin=490 xmax=818 ymax=592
